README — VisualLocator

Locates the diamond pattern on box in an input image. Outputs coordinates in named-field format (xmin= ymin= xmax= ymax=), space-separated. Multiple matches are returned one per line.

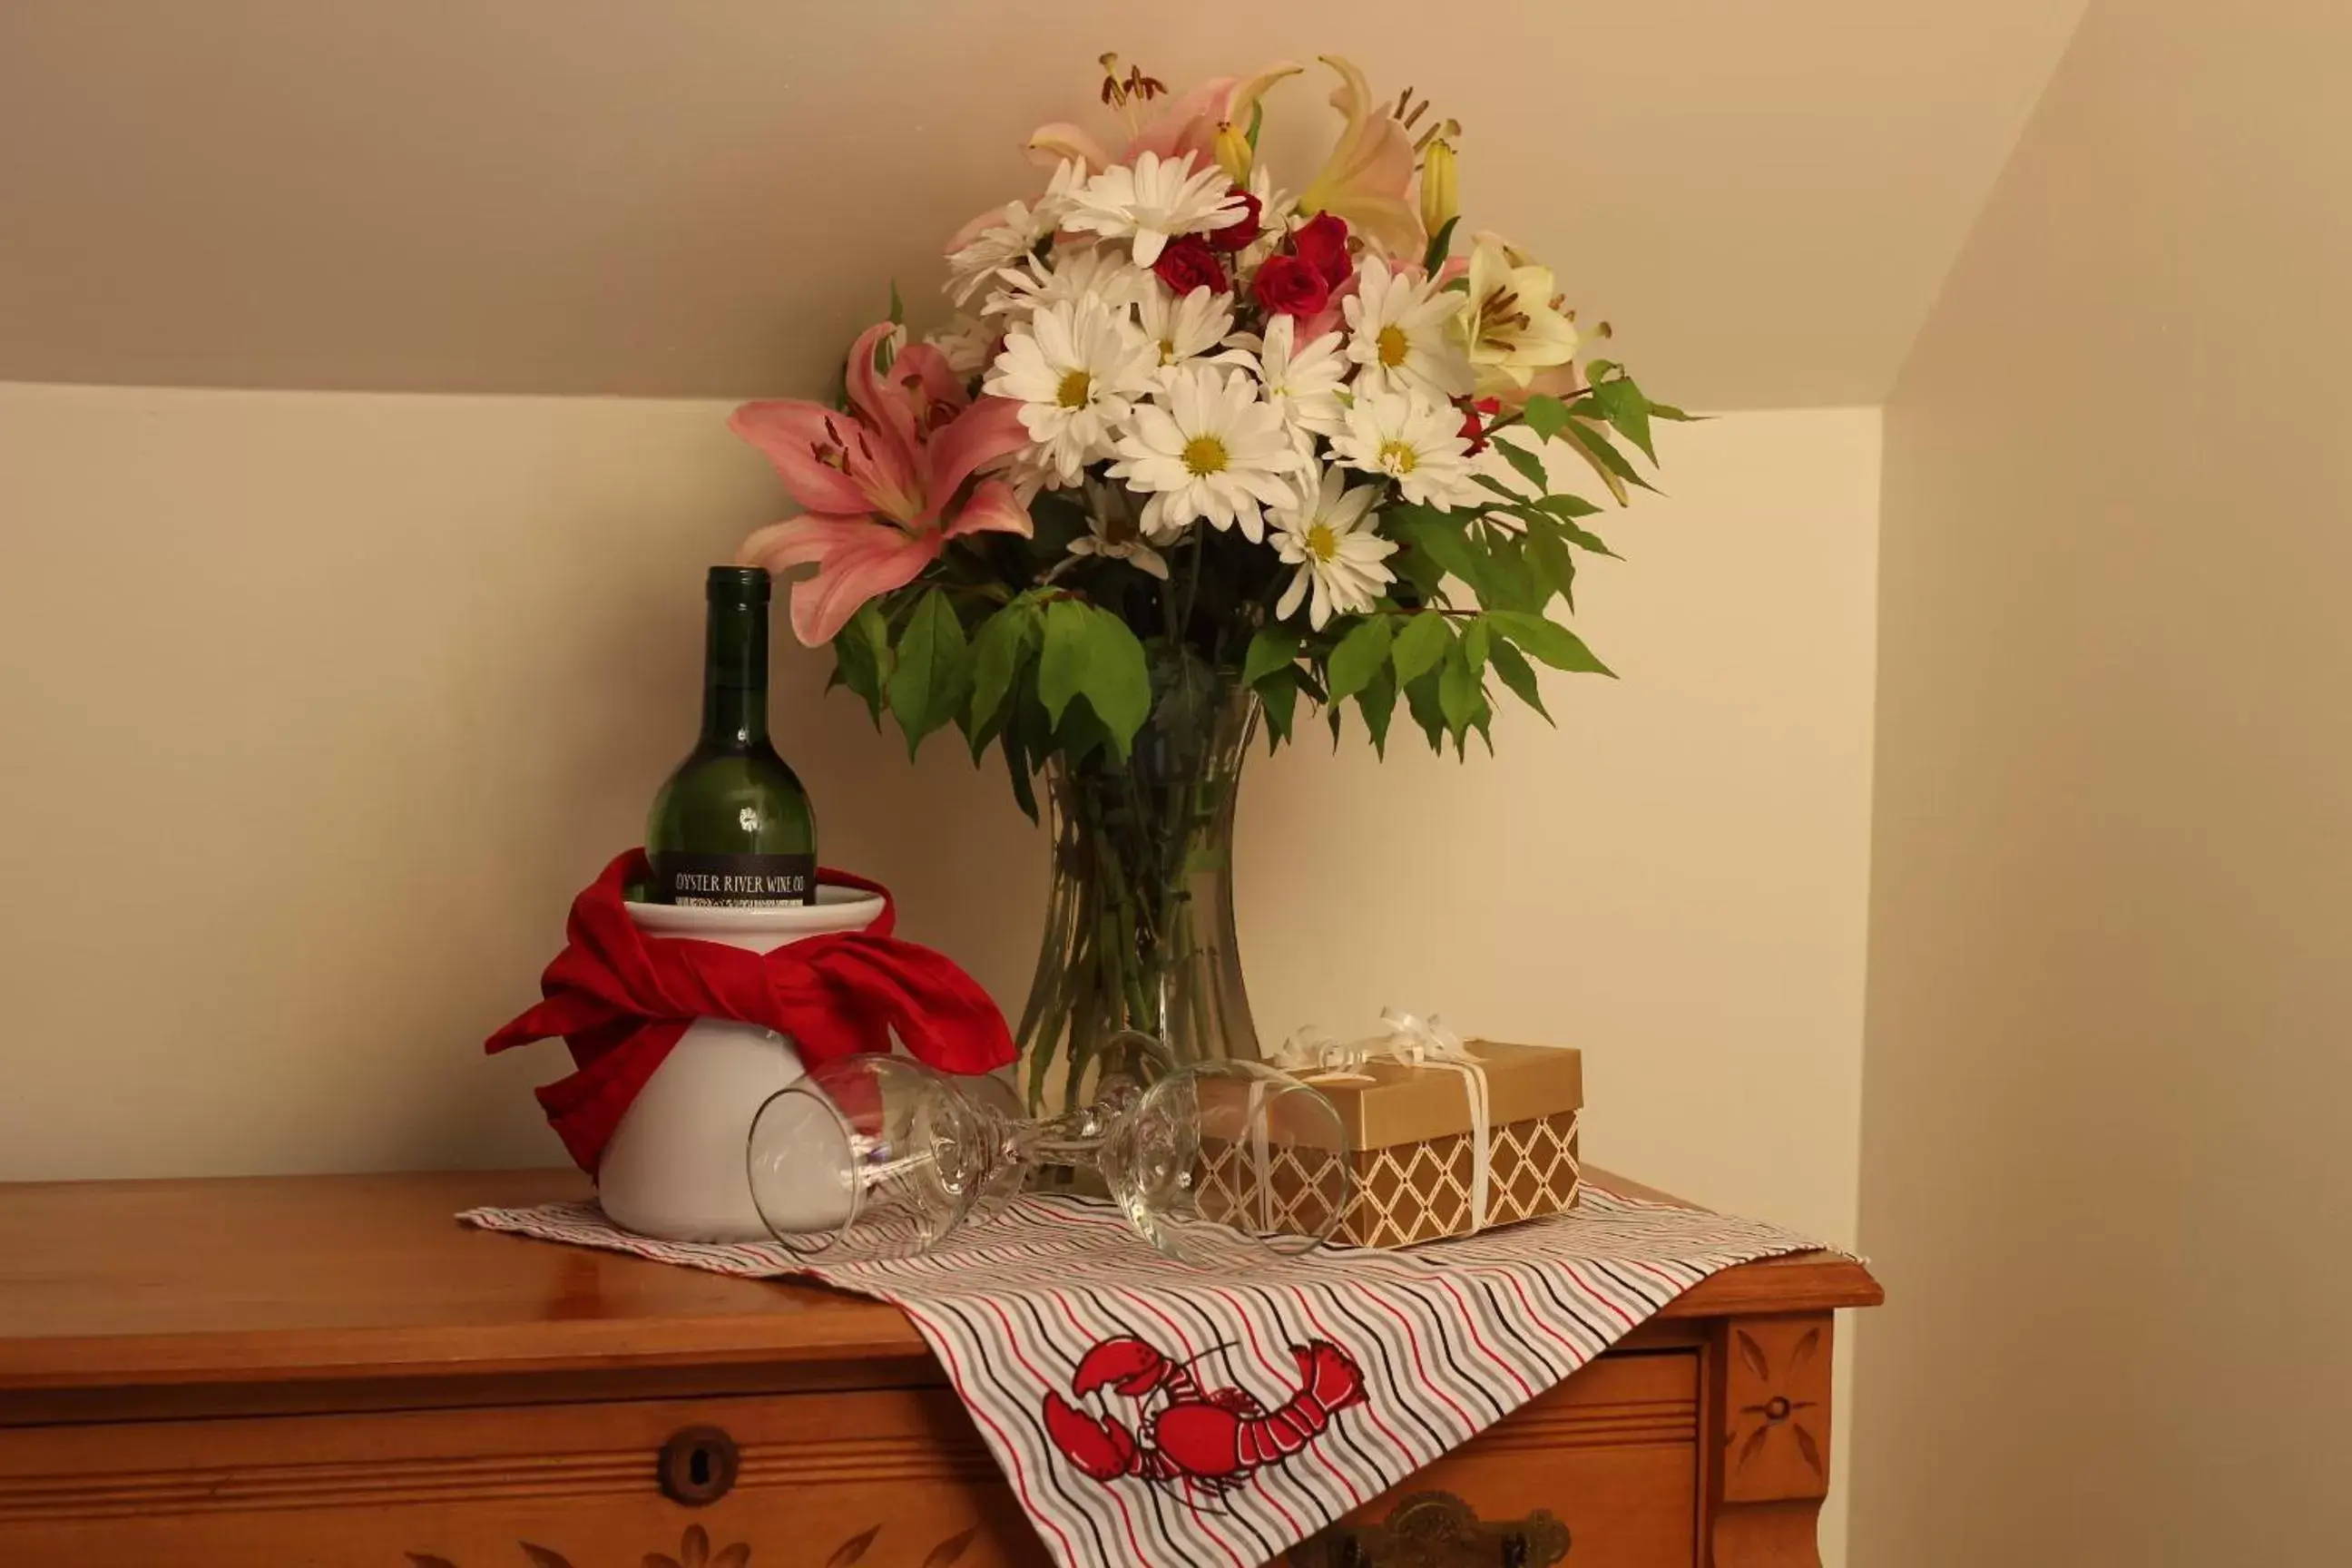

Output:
xmin=1195 ymin=1108 xmax=1582 ymax=1249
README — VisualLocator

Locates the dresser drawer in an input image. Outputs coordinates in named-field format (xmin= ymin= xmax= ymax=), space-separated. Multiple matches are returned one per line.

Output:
xmin=0 ymin=1348 xmax=1697 ymax=1568
xmin=1297 ymin=1348 xmax=1698 ymax=1567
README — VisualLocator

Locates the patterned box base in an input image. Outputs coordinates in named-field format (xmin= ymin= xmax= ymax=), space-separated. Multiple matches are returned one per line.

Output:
xmin=1195 ymin=1109 xmax=1583 ymax=1250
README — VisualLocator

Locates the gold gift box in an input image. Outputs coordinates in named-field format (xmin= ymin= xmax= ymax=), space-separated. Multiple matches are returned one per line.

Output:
xmin=1196 ymin=1041 xmax=1583 ymax=1250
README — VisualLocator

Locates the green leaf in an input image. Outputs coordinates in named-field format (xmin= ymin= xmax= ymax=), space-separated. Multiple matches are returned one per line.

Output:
xmin=1462 ymin=615 xmax=1493 ymax=672
xmin=1555 ymin=418 xmax=1653 ymax=504
xmin=887 ymin=279 xmax=906 ymax=327
xmin=1326 ymin=615 xmax=1395 ymax=702
xmin=1470 ymin=471 xmax=1528 ymax=503
xmin=1036 ymin=599 xmax=1093 ymax=727
xmin=886 ymin=591 xmax=971 ymax=758
xmin=1391 ymin=516 xmax=1485 ymax=598
xmin=1076 ymin=606 xmax=1152 ymax=756
xmin=1524 ymin=518 xmax=1577 ymax=610
xmin=1241 ymin=625 xmax=1299 ymax=691
xmin=1488 ymin=637 xmax=1552 ymax=723
xmin=1437 ymin=636 xmax=1478 ymax=742
xmin=1002 ymin=718 xmax=1039 ymax=821
xmin=1521 ymin=394 xmax=1574 ymax=443
xmin=1088 ymin=613 xmax=1153 ymax=752
xmin=1536 ymin=493 xmax=1602 ymax=519
xmin=1648 ymin=401 xmax=1700 ymax=421
xmin=1402 ymin=662 xmax=1448 ymax=752
xmin=1592 ymin=377 xmax=1656 ymax=462
xmin=832 ymin=602 xmax=892 ymax=724
xmin=1390 ymin=610 xmax=1453 ymax=689
xmin=1488 ymin=609 xmax=1615 ymax=676
xmin=1514 ymin=502 xmax=1615 ymax=558
xmin=1259 ymin=669 xmax=1299 ymax=750
xmin=1421 ymin=214 xmax=1460 ymax=275
xmin=967 ymin=599 xmax=1041 ymax=729
xmin=1468 ymin=527 xmax=1541 ymax=612
xmin=1355 ymin=662 xmax=1397 ymax=756
xmin=1492 ymin=437 xmax=1548 ymax=494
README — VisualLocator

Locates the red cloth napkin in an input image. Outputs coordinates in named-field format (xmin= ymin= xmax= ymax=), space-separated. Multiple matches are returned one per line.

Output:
xmin=486 ymin=850 xmax=1013 ymax=1174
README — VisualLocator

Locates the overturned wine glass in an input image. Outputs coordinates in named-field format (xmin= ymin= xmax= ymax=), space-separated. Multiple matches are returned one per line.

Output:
xmin=745 ymin=1038 xmax=1354 ymax=1265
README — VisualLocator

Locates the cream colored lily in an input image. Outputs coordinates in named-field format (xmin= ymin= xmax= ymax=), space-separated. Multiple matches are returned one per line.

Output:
xmin=1461 ymin=232 xmax=1579 ymax=397
xmin=1296 ymin=55 xmax=1424 ymax=260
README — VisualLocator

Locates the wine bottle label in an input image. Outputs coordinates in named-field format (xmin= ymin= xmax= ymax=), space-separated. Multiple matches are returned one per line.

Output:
xmin=650 ymin=851 xmax=818 ymax=907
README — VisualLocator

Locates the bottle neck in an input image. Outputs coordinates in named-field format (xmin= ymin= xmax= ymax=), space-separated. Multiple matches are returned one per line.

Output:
xmin=701 ymin=595 xmax=770 ymax=750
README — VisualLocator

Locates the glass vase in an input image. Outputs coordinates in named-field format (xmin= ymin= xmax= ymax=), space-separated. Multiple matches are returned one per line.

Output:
xmin=1011 ymin=684 xmax=1262 ymax=1115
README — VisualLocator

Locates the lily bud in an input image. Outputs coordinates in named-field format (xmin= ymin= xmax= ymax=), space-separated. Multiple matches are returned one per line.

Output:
xmin=1213 ymin=119 xmax=1253 ymax=184
xmin=1419 ymin=135 xmax=1459 ymax=240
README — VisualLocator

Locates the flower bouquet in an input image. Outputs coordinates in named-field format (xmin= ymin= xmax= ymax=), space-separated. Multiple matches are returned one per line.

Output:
xmin=730 ymin=54 xmax=1679 ymax=1112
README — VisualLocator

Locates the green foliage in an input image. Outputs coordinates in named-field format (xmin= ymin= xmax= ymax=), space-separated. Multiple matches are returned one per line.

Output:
xmin=886 ymin=591 xmax=971 ymax=758
xmin=1038 ymin=598 xmax=1151 ymax=757
xmin=803 ymin=355 xmax=1671 ymax=778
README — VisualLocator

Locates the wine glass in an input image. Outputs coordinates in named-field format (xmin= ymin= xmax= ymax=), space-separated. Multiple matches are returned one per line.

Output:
xmin=745 ymin=1054 xmax=1352 ymax=1264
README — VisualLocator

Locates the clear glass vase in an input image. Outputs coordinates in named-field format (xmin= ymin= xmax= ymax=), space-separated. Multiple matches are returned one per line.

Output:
xmin=1011 ymin=684 xmax=1262 ymax=1115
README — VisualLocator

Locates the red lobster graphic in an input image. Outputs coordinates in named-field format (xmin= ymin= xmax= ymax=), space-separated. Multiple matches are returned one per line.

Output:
xmin=1041 ymin=1333 xmax=1367 ymax=1504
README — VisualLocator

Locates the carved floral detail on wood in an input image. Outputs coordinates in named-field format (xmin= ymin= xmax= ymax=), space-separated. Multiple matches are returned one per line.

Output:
xmin=1721 ymin=1316 xmax=1831 ymax=1504
xmin=406 ymin=1520 xmax=981 ymax=1568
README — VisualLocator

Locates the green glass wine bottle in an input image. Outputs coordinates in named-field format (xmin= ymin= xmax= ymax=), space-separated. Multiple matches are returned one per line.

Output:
xmin=644 ymin=567 xmax=818 ymax=906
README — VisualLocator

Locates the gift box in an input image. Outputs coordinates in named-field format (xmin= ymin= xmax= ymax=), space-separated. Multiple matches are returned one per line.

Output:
xmin=1197 ymin=1040 xmax=1583 ymax=1250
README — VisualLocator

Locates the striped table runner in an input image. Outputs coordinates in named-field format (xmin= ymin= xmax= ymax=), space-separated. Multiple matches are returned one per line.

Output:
xmin=461 ymin=1185 xmax=1824 ymax=1568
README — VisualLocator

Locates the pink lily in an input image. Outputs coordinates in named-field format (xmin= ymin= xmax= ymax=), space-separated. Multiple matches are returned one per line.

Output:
xmin=1027 ymin=64 xmax=1300 ymax=174
xmin=1297 ymin=55 xmax=1424 ymax=260
xmin=731 ymin=323 xmax=1033 ymax=646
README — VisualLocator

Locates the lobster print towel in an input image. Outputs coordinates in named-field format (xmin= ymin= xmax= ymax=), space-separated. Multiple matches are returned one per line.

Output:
xmin=460 ymin=1183 xmax=1828 ymax=1568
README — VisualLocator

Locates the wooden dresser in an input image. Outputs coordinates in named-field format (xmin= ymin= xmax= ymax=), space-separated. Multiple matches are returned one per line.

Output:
xmin=0 ymin=1170 xmax=1877 ymax=1567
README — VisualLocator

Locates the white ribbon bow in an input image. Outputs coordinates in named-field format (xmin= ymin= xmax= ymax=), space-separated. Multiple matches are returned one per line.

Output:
xmin=1268 ymin=1009 xmax=1493 ymax=1236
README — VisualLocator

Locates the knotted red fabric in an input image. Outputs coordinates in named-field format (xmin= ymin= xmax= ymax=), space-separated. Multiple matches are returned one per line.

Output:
xmin=486 ymin=850 xmax=1013 ymax=1175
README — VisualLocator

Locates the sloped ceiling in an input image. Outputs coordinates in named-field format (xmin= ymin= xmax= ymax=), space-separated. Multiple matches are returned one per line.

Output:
xmin=0 ymin=1 xmax=2082 ymax=408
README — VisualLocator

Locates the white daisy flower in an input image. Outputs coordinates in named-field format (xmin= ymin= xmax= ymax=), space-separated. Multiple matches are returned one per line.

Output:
xmin=1109 ymin=365 xmax=1302 ymax=543
xmin=925 ymin=313 xmax=997 ymax=379
xmin=1331 ymin=389 xmax=1483 ymax=509
xmin=1270 ymin=463 xmax=1396 ymax=629
xmin=1062 ymin=477 xmax=1172 ymax=579
xmin=984 ymin=297 xmax=1157 ymax=486
xmin=981 ymin=243 xmax=1151 ymax=324
xmin=1063 ymin=152 xmax=1250 ymax=268
xmin=986 ymin=444 xmax=1063 ymax=508
xmin=944 ymin=162 xmax=1083 ymax=306
xmin=1226 ymin=314 xmax=1348 ymax=453
xmin=1136 ymin=283 xmax=1237 ymax=377
xmin=1342 ymin=258 xmax=1475 ymax=404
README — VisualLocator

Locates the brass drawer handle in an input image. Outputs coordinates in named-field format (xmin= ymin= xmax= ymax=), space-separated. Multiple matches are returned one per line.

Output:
xmin=656 ymin=1426 xmax=740 ymax=1507
xmin=1309 ymin=1489 xmax=1570 ymax=1566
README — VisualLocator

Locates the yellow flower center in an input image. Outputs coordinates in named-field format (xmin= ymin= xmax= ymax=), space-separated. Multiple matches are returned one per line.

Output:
xmin=1182 ymin=435 xmax=1230 ymax=476
xmin=1306 ymin=522 xmax=1340 ymax=563
xmin=1158 ymin=338 xmax=1178 ymax=365
xmin=1377 ymin=325 xmax=1410 ymax=368
xmin=1378 ymin=439 xmax=1418 ymax=475
xmin=1055 ymin=369 xmax=1093 ymax=408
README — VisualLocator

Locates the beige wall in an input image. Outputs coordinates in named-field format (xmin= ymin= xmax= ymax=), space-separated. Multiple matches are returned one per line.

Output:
xmin=1852 ymin=2 xmax=2352 ymax=1562
xmin=0 ymin=385 xmax=1877 ymax=1557
xmin=0 ymin=1 xmax=2082 ymax=409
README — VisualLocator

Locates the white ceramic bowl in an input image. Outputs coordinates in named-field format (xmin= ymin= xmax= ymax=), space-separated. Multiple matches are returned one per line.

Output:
xmin=595 ymin=885 xmax=888 ymax=1242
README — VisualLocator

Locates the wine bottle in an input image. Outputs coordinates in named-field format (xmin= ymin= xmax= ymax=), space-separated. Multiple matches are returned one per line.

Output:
xmin=644 ymin=566 xmax=818 ymax=906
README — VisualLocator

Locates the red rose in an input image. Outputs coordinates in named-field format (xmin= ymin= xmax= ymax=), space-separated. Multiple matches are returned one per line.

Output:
xmin=1252 ymin=253 xmax=1330 ymax=318
xmin=1205 ymin=191 xmax=1262 ymax=253
xmin=1152 ymin=235 xmax=1228 ymax=298
xmin=1292 ymin=212 xmax=1352 ymax=289
xmin=1455 ymin=396 xmax=1502 ymax=455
